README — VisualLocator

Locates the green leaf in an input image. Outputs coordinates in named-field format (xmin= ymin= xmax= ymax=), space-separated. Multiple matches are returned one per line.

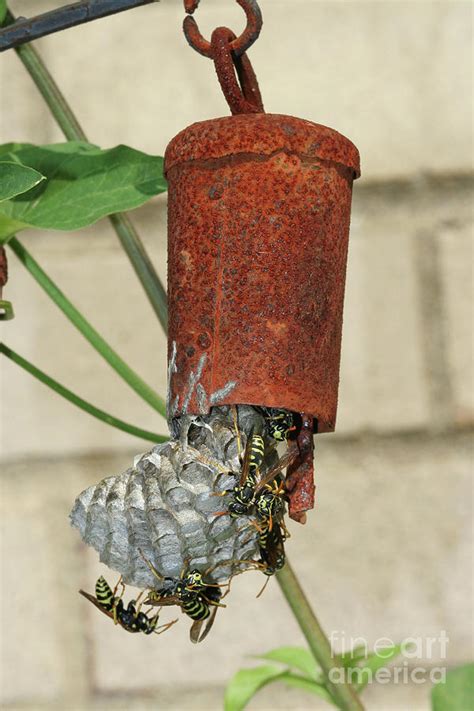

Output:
xmin=352 ymin=643 xmax=406 ymax=691
xmin=0 ymin=214 xmax=28 ymax=244
xmin=431 ymin=663 xmax=474 ymax=711
xmin=0 ymin=143 xmax=27 ymax=157
xmin=254 ymin=646 xmax=321 ymax=680
xmin=0 ymin=300 xmax=14 ymax=321
xmin=0 ymin=0 xmax=6 ymax=24
xmin=224 ymin=666 xmax=285 ymax=711
xmin=0 ymin=142 xmax=167 ymax=242
xmin=0 ymin=162 xmax=46 ymax=202
xmin=336 ymin=645 xmax=370 ymax=667
xmin=277 ymin=672 xmax=336 ymax=705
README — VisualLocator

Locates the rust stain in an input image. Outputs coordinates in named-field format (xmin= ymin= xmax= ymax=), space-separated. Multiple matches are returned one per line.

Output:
xmin=265 ymin=320 xmax=288 ymax=336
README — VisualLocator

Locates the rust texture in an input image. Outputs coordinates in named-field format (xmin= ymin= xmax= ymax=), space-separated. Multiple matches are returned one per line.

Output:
xmin=0 ymin=247 xmax=7 ymax=295
xmin=183 ymin=0 xmax=263 ymax=58
xmin=210 ymin=27 xmax=263 ymax=115
xmin=286 ymin=413 xmax=315 ymax=522
xmin=166 ymin=113 xmax=360 ymax=444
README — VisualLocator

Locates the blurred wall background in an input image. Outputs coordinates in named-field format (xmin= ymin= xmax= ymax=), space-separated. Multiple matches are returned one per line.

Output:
xmin=1 ymin=1 xmax=472 ymax=709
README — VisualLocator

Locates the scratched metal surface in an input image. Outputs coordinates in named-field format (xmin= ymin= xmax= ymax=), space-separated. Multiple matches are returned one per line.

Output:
xmin=70 ymin=406 xmax=273 ymax=589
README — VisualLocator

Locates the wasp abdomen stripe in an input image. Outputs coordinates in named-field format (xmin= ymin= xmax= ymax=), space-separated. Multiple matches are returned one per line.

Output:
xmin=249 ymin=435 xmax=265 ymax=472
xmin=95 ymin=576 xmax=115 ymax=610
xmin=183 ymin=600 xmax=210 ymax=620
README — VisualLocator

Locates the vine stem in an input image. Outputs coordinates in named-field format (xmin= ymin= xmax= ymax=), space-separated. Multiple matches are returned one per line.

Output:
xmin=276 ymin=560 xmax=365 ymax=711
xmin=8 ymin=236 xmax=167 ymax=418
xmin=0 ymin=343 xmax=168 ymax=444
xmin=4 ymin=7 xmax=168 ymax=334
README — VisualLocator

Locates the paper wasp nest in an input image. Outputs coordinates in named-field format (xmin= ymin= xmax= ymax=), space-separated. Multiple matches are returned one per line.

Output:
xmin=70 ymin=406 xmax=274 ymax=589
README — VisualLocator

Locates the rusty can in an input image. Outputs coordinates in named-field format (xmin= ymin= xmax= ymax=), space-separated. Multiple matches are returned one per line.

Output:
xmin=166 ymin=112 xmax=360 ymax=434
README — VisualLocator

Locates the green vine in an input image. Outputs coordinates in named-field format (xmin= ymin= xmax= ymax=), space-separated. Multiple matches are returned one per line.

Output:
xmin=8 ymin=236 xmax=166 ymax=418
xmin=1 ymin=343 xmax=167 ymax=444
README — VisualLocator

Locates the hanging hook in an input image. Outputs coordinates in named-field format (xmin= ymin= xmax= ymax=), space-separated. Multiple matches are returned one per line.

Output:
xmin=210 ymin=26 xmax=264 ymax=115
xmin=183 ymin=0 xmax=263 ymax=58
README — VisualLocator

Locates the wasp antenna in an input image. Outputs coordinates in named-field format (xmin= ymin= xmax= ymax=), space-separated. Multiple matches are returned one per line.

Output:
xmin=256 ymin=576 xmax=271 ymax=598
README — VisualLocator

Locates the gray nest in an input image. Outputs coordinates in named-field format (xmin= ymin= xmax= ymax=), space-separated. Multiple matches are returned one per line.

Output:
xmin=70 ymin=405 xmax=276 ymax=589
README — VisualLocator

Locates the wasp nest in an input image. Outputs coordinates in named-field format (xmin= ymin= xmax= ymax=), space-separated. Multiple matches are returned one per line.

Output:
xmin=70 ymin=405 xmax=275 ymax=589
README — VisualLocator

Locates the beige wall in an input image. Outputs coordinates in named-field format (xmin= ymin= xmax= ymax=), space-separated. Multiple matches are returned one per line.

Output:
xmin=1 ymin=1 xmax=473 ymax=710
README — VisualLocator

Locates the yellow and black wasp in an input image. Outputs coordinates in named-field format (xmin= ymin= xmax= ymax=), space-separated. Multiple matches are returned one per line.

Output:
xmin=213 ymin=431 xmax=266 ymax=518
xmin=256 ymin=521 xmax=288 ymax=596
xmin=140 ymin=553 xmax=228 ymax=644
xmin=79 ymin=575 xmax=177 ymax=635
xmin=217 ymin=437 xmax=298 ymax=524
xmin=256 ymin=406 xmax=296 ymax=442
xmin=234 ymin=446 xmax=299 ymax=592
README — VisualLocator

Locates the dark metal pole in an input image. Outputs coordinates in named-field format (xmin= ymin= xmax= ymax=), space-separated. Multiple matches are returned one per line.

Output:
xmin=0 ymin=0 xmax=159 ymax=52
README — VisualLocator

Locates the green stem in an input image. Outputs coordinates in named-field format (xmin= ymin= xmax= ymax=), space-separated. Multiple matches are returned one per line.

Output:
xmin=6 ymin=7 xmax=168 ymax=334
xmin=0 ymin=343 xmax=168 ymax=444
xmin=8 ymin=236 xmax=167 ymax=418
xmin=276 ymin=560 xmax=365 ymax=711
xmin=109 ymin=213 xmax=168 ymax=333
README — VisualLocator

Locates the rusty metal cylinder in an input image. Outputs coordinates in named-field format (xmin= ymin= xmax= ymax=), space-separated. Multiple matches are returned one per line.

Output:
xmin=165 ymin=113 xmax=360 ymax=432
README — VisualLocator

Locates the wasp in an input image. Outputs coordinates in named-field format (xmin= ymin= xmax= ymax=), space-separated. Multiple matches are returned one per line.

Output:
xmin=214 ymin=432 xmax=266 ymax=518
xmin=216 ymin=436 xmax=298 ymax=523
xmin=140 ymin=553 xmax=228 ymax=644
xmin=79 ymin=576 xmax=177 ymax=635
xmin=256 ymin=521 xmax=288 ymax=596
xmin=231 ymin=448 xmax=299 ymax=595
xmin=256 ymin=406 xmax=296 ymax=442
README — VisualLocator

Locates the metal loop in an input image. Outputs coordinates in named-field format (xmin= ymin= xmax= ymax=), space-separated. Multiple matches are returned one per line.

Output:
xmin=210 ymin=27 xmax=264 ymax=115
xmin=183 ymin=0 xmax=263 ymax=58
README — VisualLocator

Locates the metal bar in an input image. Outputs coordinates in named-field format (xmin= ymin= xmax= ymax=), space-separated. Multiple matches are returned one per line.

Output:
xmin=0 ymin=0 xmax=158 ymax=52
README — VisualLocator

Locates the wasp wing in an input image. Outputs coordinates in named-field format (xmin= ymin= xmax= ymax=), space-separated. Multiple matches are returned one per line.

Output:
xmin=144 ymin=593 xmax=183 ymax=608
xmin=190 ymin=605 xmax=218 ymax=644
xmin=79 ymin=589 xmax=116 ymax=622
xmin=238 ymin=429 xmax=255 ymax=486
xmin=253 ymin=447 xmax=301 ymax=496
xmin=261 ymin=523 xmax=286 ymax=571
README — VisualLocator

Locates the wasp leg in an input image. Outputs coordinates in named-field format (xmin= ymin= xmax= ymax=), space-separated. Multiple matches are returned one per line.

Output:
xmin=138 ymin=548 xmax=165 ymax=583
xmin=112 ymin=575 xmax=124 ymax=598
xmin=188 ymin=448 xmax=229 ymax=476
xmin=154 ymin=617 xmax=179 ymax=635
xmin=111 ymin=577 xmax=126 ymax=624
xmin=280 ymin=518 xmax=291 ymax=539
xmin=249 ymin=518 xmax=267 ymax=534
xmin=224 ymin=560 xmax=267 ymax=597
xmin=211 ymin=510 xmax=232 ymax=519
xmin=179 ymin=557 xmax=193 ymax=579
xmin=231 ymin=405 xmax=242 ymax=457
xmin=210 ymin=488 xmax=233 ymax=498
xmin=134 ymin=590 xmax=146 ymax=613
xmin=240 ymin=527 xmax=260 ymax=548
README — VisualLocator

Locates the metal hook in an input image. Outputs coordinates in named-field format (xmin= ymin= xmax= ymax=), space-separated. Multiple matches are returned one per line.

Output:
xmin=183 ymin=0 xmax=263 ymax=58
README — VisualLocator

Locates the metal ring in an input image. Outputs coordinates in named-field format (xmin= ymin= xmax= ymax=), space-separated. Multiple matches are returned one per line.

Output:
xmin=183 ymin=0 xmax=263 ymax=58
xmin=210 ymin=27 xmax=264 ymax=115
